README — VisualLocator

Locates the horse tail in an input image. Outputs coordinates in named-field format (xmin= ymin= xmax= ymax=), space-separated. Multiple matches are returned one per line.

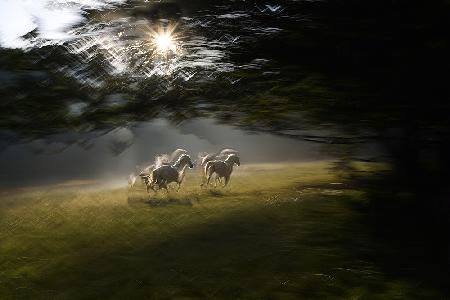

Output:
xmin=151 ymin=169 xmax=157 ymax=184
xmin=205 ymin=161 xmax=214 ymax=177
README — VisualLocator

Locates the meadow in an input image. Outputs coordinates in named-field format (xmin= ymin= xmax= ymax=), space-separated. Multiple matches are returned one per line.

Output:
xmin=0 ymin=162 xmax=445 ymax=299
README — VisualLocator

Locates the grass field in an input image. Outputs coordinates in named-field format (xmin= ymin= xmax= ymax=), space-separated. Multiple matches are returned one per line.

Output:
xmin=0 ymin=161 xmax=446 ymax=299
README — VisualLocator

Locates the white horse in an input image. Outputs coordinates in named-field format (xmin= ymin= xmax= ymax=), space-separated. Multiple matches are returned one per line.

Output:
xmin=199 ymin=148 xmax=239 ymax=179
xmin=148 ymin=154 xmax=194 ymax=192
xmin=137 ymin=148 xmax=188 ymax=186
xmin=204 ymin=154 xmax=240 ymax=187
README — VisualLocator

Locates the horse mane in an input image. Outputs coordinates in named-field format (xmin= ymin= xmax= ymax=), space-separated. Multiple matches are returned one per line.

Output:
xmin=170 ymin=148 xmax=188 ymax=162
xmin=216 ymin=148 xmax=237 ymax=156
xmin=173 ymin=154 xmax=190 ymax=168
xmin=225 ymin=153 xmax=238 ymax=162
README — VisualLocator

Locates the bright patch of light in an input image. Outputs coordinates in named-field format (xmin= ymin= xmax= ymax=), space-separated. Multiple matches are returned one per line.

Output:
xmin=155 ymin=32 xmax=175 ymax=53
xmin=150 ymin=26 xmax=180 ymax=55
xmin=0 ymin=0 xmax=125 ymax=49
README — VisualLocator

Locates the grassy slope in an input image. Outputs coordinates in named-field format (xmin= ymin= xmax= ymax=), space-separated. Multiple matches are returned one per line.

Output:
xmin=0 ymin=162 xmax=444 ymax=299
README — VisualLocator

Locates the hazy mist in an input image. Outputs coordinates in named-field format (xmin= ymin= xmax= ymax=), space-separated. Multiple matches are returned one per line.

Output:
xmin=0 ymin=118 xmax=327 ymax=189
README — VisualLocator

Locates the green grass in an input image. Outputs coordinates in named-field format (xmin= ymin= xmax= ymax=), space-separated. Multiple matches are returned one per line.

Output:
xmin=0 ymin=162 xmax=445 ymax=299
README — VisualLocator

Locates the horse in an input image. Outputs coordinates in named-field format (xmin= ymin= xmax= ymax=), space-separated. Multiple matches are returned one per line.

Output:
xmin=147 ymin=154 xmax=194 ymax=192
xmin=204 ymin=154 xmax=240 ymax=187
xmin=198 ymin=148 xmax=239 ymax=180
xmin=137 ymin=148 xmax=188 ymax=186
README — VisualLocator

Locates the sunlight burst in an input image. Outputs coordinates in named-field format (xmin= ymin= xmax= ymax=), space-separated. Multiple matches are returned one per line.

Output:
xmin=155 ymin=32 xmax=175 ymax=53
xmin=150 ymin=26 xmax=179 ymax=55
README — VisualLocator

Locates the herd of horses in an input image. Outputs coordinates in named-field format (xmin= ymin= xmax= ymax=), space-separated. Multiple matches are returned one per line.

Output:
xmin=127 ymin=148 xmax=241 ymax=193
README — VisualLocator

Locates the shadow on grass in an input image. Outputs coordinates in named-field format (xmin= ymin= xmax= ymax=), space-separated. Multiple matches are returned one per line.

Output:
xmin=146 ymin=197 xmax=195 ymax=207
xmin=344 ymin=172 xmax=450 ymax=297
xmin=127 ymin=194 xmax=197 ymax=208
xmin=9 ymin=192 xmax=448 ymax=299
xmin=127 ymin=188 xmax=228 ymax=208
xmin=207 ymin=189 xmax=226 ymax=197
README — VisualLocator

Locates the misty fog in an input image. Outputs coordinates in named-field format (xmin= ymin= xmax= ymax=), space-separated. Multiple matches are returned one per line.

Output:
xmin=0 ymin=118 xmax=328 ymax=189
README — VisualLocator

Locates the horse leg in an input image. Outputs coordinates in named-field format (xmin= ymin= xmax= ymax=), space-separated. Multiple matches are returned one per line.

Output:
xmin=207 ymin=171 xmax=213 ymax=186
xmin=224 ymin=175 xmax=230 ymax=187
xmin=204 ymin=166 xmax=210 ymax=186
xmin=202 ymin=164 xmax=208 ymax=184
xmin=161 ymin=182 xmax=169 ymax=193
xmin=200 ymin=173 xmax=206 ymax=187
xmin=216 ymin=175 xmax=224 ymax=188
xmin=146 ymin=182 xmax=157 ymax=193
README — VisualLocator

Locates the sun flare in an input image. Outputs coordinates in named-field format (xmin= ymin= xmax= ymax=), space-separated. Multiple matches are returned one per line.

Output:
xmin=150 ymin=26 xmax=179 ymax=55
xmin=155 ymin=32 xmax=175 ymax=53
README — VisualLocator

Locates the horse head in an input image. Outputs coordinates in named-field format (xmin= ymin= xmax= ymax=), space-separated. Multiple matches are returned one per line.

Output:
xmin=226 ymin=154 xmax=240 ymax=166
xmin=177 ymin=154 xmax=194 ymax=169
